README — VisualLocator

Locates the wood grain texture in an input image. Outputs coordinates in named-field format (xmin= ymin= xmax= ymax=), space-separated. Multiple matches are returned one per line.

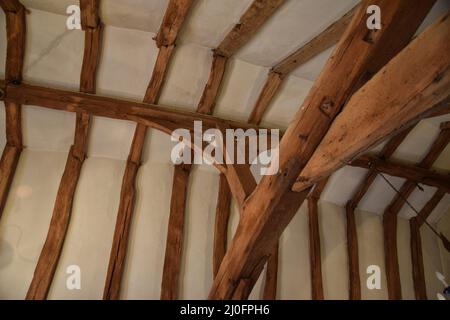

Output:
xmin=213 ymin=174 xmax=232 ymax=278
xmin=307 ymin=178 xmax=328 ymax=300
xmin=350 ymin=155 xmax=450 ymax=193
xmin=272 ymin=4 xmax=359 ymax=75
xmin=345 ymin=202 xmax=361 ymax=300
xmin=0 ymin=1 xmax=26 ymax=219
xmin=144 ymin=44 xmax=175 ymax=104
xmin=26 ymin=146 xmax=84 ymax=300
xmin=4 ymin=83 xmax=264 ymax=134
xmin=155 ymin=0 xmax=194 ymax=47
xmin=248 ymin=71 xmax=283 ymax=125
xmin=196 ymin=54 xmax=228 ymax=115
xmin=0 ymin=145 xmax=21 ymax=219
xmin=262 ymin=243 xmax=278 ymax=300
xmin=161 ymin=163 xmax=192 ymax=300
xmin=383 ymin=125 xmax=450 ymax=300
xmin=80 ymin=0 xmax=100 ymax=29
xmin=215 ymin=0 xmax=284 ymax=58
xmin=410 ymin=218 xmax=427 ymax=300
xmin=209 ymin=1 xmax=436 ymax=299
xmin=26 ymin=1 xmax=102 ymax=300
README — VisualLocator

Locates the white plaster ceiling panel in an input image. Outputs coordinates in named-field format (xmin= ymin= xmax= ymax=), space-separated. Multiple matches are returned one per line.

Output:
xmin=236 ymin=0 xmax=359 ymax=67
xmin=21 ymin=0 xmax=169 ymax=34
xmin=142 ymin=128 xmax=177 ymax=164
xmin=428 ymin=194 xmax=450 ymax=224
xmin=292 ymin=46 xmax=333 ymax=81
xmin=398 ymin=185 xmax=439 ymax=220
xmin=87 ymin=117 xmax=136 ymax=161
xmin=158 ymin=44 xmax=213 ymax=111
xmin=96 ymin=25 xmax=158 ymax=100
xmin=178 ymin=0 xmax=254 ymax=48
xmin=321 ymin=166 xmax=369 ymax=206
xmin=23 ymin=9 xmax=83 ymax=90
xmin=22 ymin=105 xmax=75 ymax=152
xmin=357 ymin=174 xmax=407 ymax=215
xmin=260 ymin=74 xmax=313 ymax=129
xmin=213 ymin=58 xmax=267 ymax=122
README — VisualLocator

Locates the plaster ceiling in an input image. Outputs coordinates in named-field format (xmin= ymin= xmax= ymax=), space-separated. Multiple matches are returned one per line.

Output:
xmin=1 ymin=0 xmax=450 ymax=223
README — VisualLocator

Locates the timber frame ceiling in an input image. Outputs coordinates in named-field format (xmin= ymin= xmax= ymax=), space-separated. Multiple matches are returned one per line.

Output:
xmin=0 ymin=0 xmax=450 ymax=300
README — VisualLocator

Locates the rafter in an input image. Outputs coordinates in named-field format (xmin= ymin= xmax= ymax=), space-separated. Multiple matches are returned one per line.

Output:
xmin=209 ymin=1 xmax=439 ymax=299
xmin=161 ymin=163 xmax=192 ymax=300
xmin=103 ymin=0 xmax=193 ymax=300
xmin=343 ymin=127 xmax=413 ymax=300
xmin=0 ymin=0 xmax=26 ymax=219
xmin=382 ymin=124 xmax=450 ymax=299
xmin=197 ymin=0 xmax=284 ymax=115
xmin=26 ymin=0 xmax=103 ymax=300
xmin=307 ymin=178 xmax=328 ymax=300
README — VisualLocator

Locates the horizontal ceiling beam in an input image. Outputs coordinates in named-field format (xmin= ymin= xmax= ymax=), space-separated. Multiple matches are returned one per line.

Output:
xmin=349 ymin=154 xmax=450 ymax=193
xmin=3 ymin=82 xmax=267 ymax=134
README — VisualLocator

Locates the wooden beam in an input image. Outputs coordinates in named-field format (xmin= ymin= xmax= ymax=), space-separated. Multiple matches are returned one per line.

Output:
xmin=197 ymin=0 xmax=284 ymax=115
xmin=223 ymin=163 xmax=256 ymax=209
xmin=196 ymin=54 xmax=228 ymax=115
xmin=417 ymin=189 xmax=446 ymax=228
xmin=248 ymin=71 xmax=283 ymax=125
xmin=262 ymin=243 xmax=278 ymax=300
xmin=307 ymin=178 xmax=328 ymax=300
xmin=343 ymin=128 xmax=413 ymax=300
xmin=161 ymin=163 xmax=192 ymax=300
xmin=272 ymin=4 xmax=359 ymax=75
xmin=155 ymin=0 xmax=194 ymax=47
xmin=215 ymin=0 xmax=284 ymax=58
xmin=382 ymin=125 xmax=450 ymax=300
xmin=349 ymin=155 xmax=450 ymax=193
xmin=209 ymin=1 xmax=437 ymax=299
xmin=103 ymin=1 xmax=193 ymax=300
xmin=213 ymin=174 xmax=232 ymax=278
xmin=0 ymin=1 xmax=26 ymax=219
xmin=4 ymin=83 xmax=265 ymax=135
xmin=79 ymin=0 xmax=100 ymax=29
xmin=26 ymin=1 xmax=102 ymax=300
xmin=0 ymin=0 xmax=24 ymax=13
xmin=345 ymin=202 xmax=361 ymax=300
xmin=410 ymin=218 xmax=427 ymax=300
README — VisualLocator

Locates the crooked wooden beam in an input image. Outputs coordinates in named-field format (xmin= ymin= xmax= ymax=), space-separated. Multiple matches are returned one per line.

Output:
xmin=103 ymin=1 xmax=193 ymax=300
xmin=343 ymin=127 xmax=413 ymax=300
xmin=262 ymin=243 xmax=278 ymax=300
xmin=161 ymin=163 xmax=192 ymax=300
xmin=209 ymin=1 xmax=438 ymax=299
xmin=213 ymin=174 xmax=232 ymax=278
xmin=409 ymin=189 xmax=445 ymax=300
xmin=197 ymin=0 xmax=284 ymax=115
xmin=0 ymin=1 xmax=26 ymax=219
xmin=307 ymin=178 xmax=328 ymax=300
xmin=382 ymin=125 xmax=450 ymax=300
xmin=4 ymin=83 xmax=265 ymax=136
xmin=155 ymin=0 xmax=194 ymax=48
xmin=349 ymin=155 xmax=450 ymax=193
xmin=26 ymin=1 xmax=102 ymax=300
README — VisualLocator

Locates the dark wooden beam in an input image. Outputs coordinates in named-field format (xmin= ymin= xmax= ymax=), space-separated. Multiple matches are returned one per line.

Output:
xmin=383 ymin=125 xmax=450 ymax=300
xmin=103 ymin=1 xmax=193 ymax=300
xmin=155 ymin=0 xmax=194 ymax=48
xmin=4 ymin=83 xmax=265 ymax=136
xmin=209 ymin=1 xmax=437 ymax=299
xmin=215 ymin=0 xmax=284 ymax=58
xmin=0 ymin=1 xmax=26 ymax=219
xmin=161 ymin=163 xmax=192 ymax=300
xmin=79 ymin=0 xmax=100 ymax=29
xmin=213 ymin=173 xmax=232 ymax=278
xmin=262 ymin=243 xmax=278 ymax=300
xmin=343 ymin=127 xmax=413 ymax=300
xmin=349 ymin=155 xmax=450 ymax=193
xmin=197 ymin=0 xmax=284 ymax=115
xmin=307 ymin=178 xmax=328 ymax=300
xmin=26 ymin=0 xmax=102 ymax=300
xmin=410 ymin=217 xmax=427 ymax=300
